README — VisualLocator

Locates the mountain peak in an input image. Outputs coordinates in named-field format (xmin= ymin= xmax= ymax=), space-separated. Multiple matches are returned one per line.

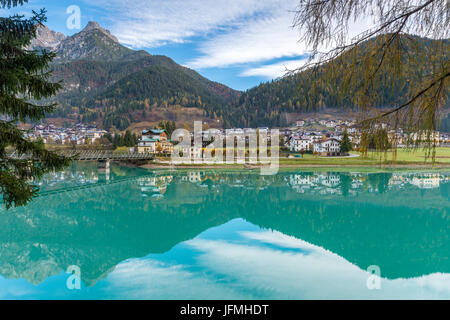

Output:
xmin=80 ymin=21 xmax=119 ymax=43
xmin=84 ymin=21 xmax=101 ymax=30
xmin=28 ymin=24 xmax=65 ymax=50
xmin=52 ymin=21 xmax=128 ymax=62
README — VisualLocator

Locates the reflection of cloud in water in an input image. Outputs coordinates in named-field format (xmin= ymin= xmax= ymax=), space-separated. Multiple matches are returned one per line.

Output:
xmin=0 ymin=282 xmax=38 ymax=300
xmin=184 ymin=231 xmax=450 ymax=299
xmin=104 ymin=259 xmax=253 ymax=300
xmin=1 ymin=165 xmax=449 ymax=299
xmin=102 ymin=229 xmax=450 ymax=299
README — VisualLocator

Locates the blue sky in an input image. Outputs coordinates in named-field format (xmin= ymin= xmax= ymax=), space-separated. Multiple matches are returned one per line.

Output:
xmin=1 ymin=0 xmax=314 ymax=91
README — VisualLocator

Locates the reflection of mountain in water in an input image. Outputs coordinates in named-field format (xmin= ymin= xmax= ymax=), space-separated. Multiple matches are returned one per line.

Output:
xmin=0 ymin=166 xmax=449 ymax=285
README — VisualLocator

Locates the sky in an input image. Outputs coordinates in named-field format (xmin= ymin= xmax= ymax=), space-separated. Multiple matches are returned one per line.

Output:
xmin=1 ymin=0 xmax=313 ymax=91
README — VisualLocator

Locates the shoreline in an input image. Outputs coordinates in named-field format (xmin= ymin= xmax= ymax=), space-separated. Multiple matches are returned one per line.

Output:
xmin=140 ymin=162 xmax=450 ymax=170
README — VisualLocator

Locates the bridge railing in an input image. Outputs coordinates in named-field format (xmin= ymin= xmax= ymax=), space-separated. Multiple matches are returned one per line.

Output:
xmin=6 ymin=150 xmax=155 ymax=161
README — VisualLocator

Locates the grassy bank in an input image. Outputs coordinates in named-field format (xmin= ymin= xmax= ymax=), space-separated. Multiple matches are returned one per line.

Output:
xmin=281 ymin=148 xmax=450 ymax=166
xmin=141 ymin=147 xmax=450 ymax=170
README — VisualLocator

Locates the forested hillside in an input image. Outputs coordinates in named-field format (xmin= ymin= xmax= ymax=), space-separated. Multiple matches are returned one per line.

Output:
xmin=35 ymin=22 xmax=239 ymax=130
xmin=35 ymin=23 xmax=448 ymax=131
xmin=218 ymin=36 xmax=449 ymax=128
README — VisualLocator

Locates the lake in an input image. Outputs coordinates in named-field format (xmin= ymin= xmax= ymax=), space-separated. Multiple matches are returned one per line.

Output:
xmin=0 ymin=163 xmax=449 ymax=299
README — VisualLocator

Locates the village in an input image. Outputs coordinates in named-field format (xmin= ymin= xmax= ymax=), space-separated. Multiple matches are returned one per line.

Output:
xmin=25 ymin=118 xmax=450 ymax=158
xmin=24 ymin=123 xmax=108 ymax=146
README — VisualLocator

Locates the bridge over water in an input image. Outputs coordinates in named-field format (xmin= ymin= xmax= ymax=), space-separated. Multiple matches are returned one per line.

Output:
xmin=7 ymin=150 xmax=155 ymax=161
xmin=51 ymin=150 xmax=155 ymax=161
xmin=7 ymin=150 xmax=155 ymax=169
xmin=36 ymin=173 xmax=156 ymax=198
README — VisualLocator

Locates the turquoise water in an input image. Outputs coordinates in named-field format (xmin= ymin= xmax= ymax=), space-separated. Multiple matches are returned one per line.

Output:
xmin=0 ymin=163 xmax=449 ymax=299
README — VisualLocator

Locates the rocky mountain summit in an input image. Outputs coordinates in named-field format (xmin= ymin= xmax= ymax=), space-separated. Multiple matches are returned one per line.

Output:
xmin=55 ymin=21 xmax=135 ymax=62
xmin=29 ymin=21 xmax=240 ymax=130
xmin=29 ymin=24 xmax=65 ymax=50
xmin=29 ymin=21 xmax=133 ymax=62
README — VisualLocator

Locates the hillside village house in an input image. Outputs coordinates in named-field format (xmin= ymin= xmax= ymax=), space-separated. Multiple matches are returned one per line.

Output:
xmin=313 ymin=138 xmax=342 ymax=156
xmin=290 ymin=137 xmax=311 ymax=152
xmin=409 ymin=131 xmax=440 ymax=146
xmin=137 ymin=129 xmax=173 ymax=154
xmin=325 ymin=121 xmax=337 ymax=128
xmin=27 ymin=123 xmax=106 ymax=145
xmin=308 ymin=132 xmax=324 ymax=143
xmin=85 ymin=130 xmax=107 ymax=143
xmin=289 ymin=132 xmax=324 ymax=152
xmin=177 ymin=145 xmax=203 ymax=160
xmin=441 ymin=133 xmax=450 ymax=144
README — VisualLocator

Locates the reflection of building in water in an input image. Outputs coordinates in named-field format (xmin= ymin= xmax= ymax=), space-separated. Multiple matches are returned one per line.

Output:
xmin=319 ymin=188 xmax=339 ymax=195
xmin=389 ymin=174 xmax=408 ymax=187
xmin=350 ymin=174 xmax=364 ymax=189
xmin=181 ymin=171 xmax=206 ymax=183
xmin=287 ymin=173 xmax=343 ymax=195
xmin=38 ymin=170 xmax=100 ymax=189
xmin=287 ymin=174 xmax=314 ymax=193
xmin=189 ymin=171 xmax=205 ymax=183
xmin=139 ymin=175 xmax=173 ymax=196
xmin=410 ymin=174 xmax=441 ymax=189
xmin=285 ymin=171 xmax=450 ymax=196
xmin=289 ymin=174 xmax=314 ymax=186
xmin=317 ymin=174 xmax=340 ymax=188
xmin=390 ymin=173 xmax=444 ymax=190
xmin=288 ymin=173 xmax=341 ymax=188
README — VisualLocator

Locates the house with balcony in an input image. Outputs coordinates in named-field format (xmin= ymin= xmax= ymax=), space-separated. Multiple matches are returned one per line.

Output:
xmin=313 ymin=138 xmax=341 ymax=156
xmin=137 ymin=129 xmax=173 ymax=154
xmin=290 ymin=137 xmax=311 ymax=152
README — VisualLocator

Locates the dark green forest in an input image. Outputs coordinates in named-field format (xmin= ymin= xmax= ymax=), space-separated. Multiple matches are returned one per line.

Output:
xmin=217 ymin=36 xmax=449 ymax=128
xmin=42 ymin=25 xmax=239 ymax=130
xmin=44 ymin=28 xmax=449 ymax=131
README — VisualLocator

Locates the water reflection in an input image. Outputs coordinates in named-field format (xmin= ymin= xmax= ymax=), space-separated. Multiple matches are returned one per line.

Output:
xmin=0 ymin=165 xmax=449 ymax=299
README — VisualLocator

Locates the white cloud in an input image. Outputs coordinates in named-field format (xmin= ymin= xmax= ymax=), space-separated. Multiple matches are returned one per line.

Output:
xmin=186 ymin=2 xmax=375 ymax=70
xmin=83 ymin=0 xmax=284 ymax=48
xmin=187 ymin=2 xmax=303 ymax=69
xmin=5 ymin=0 xmax=383 ymax=77
xmin=81 ymin=0 xmax=305 ymax=69
xmin=78 ymin=0 xmax=381 ymax=77
xmin=241 ymin=57 xmax=309 ymax=79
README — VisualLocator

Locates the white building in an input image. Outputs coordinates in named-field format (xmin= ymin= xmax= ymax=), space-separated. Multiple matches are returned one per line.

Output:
xmin=313 ymin=138 xmax=341 ymax=156
xmin=290 ymin=137 xmax=311 ymax=152
xmin=307 ymin=132 xmax=323 ymax=143
xmin=325 ymin=121 xmax=337 ymax=128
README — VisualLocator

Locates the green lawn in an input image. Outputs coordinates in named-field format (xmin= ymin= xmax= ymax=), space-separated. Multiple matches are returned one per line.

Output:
xmin=280 ymin=147 xmax=450 ymax=165
xmin=380 ymin=147 xmax=450 ymax=163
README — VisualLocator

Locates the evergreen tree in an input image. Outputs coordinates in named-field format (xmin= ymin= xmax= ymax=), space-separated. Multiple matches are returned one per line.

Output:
xmin=158 ymin=120 xmax=176 ymax=137
xmin=123 ymin=130 xmax=135 ymax=147
xmin=112 ymin=133 xmax=122 ymax=148
xmin=104 ymin=132 xmax=113 ymax=143
xmin=293 ymin=0 xmax=449 ymax=155
xmin=340 ymin=129 xmax=352 ymax=154
xmin=0 ymin=1 xmax=69 ymax=209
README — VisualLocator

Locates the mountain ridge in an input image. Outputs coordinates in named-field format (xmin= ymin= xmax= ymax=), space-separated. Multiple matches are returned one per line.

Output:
xmin=32 ymin=23 xmax=449 ymax=131
xmin=217 ymin=35 xmax=450 ymax=128
xmin=30 ymin=22 xmax=240 ymax=130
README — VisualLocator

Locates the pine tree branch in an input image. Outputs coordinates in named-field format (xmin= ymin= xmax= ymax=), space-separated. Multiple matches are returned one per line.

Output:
xmin=360 ymin=70 xmax=450 ymax=124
